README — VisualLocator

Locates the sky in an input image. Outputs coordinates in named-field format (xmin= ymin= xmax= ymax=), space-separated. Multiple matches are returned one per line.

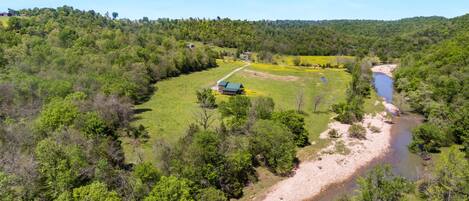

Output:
xmin=1 ymin=0 xmax=469 ymax=20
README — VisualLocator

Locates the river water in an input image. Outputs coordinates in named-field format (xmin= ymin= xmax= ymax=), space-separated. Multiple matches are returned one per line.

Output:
xmin=312 ymin=72 xmax=425 ymax=201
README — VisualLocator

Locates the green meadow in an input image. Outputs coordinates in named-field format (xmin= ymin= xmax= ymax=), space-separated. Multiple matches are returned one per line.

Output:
xmin=0 ymin=16 xmax=9 ymax=27
xmin=269 ymin=55 xmax=355 ymax=66
xmin=123 ymin=60 xmax=383 ymax=163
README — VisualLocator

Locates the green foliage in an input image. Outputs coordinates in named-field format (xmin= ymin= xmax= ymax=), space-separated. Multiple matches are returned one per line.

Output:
xmin=219 ymin=96 xmax=251 ymax=119
xmin=35 ymin=138 xmax=88 ymax=199
xmin=409 ymin=123 xmax=448 ymax=153
xmin=196 ymin=88 xmax=216 ymax=108
xmin=79 ymin=112 xmax=111 ymax=138
xmin=332 ymin=97 xmax=364 ymax=124
xmin=57 ymin=181 xmax=121 ymax=201
xmin=250 ymin=120 xmax=296 ymax=175
xmin=395 ymin=32 xmax=469 ymax=156
xmin=273 ymin=110 xmax=309 ymax=147
xmin=219 ymin=95 xmax=252 ymax=129
xmin=0 ymin=171 xmax=16 ymax=201
xmin=133 ymin=162 xmax=162 ymax=185
xmin=422 ymin=146 xmax=469 ymax=201
xmin=332 ymin=63 xmax=367 ymax=124
xmin=349 ymin=124 xmax=367 ymax=140
xmin=251 ymin=96 xmax=275 ymax=120
xmin=35 ymin=92 xmax=85 ymax=134
xmin=196 ymin=187 xmax=227 ymax=201
xmin=356 ymin=165 xmax=414 ymax=201
xmin=144 ymin=176 xmax=194 ymax=201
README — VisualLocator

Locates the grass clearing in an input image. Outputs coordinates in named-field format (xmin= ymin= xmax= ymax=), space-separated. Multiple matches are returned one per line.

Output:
xmin=226 ymin=63 xmax=351 ymax=139
xmin=122 ymin=60 xmax=245 ymax=163
xmin=271 ymin=55 xmax=355 ymax=66
xmin=0 ymin=16 xmax=9 ymax=27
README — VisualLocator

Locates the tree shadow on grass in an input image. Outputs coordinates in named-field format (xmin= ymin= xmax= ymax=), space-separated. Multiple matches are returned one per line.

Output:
xmin=134 ymin=108 xmax=152 ymax=114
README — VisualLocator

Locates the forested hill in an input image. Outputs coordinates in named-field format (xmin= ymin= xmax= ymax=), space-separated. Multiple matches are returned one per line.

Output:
xmin=0 ymin=6 xmax=219 ymax=200
xmin=151 ymin=14 xmax=469 ymax=60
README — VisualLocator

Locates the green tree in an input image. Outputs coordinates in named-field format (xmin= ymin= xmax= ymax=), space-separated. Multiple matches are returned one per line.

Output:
xmin=356 ymin=165 xmax=413 ymax=201
xmin=196 ymin=88 xmax=216 ymax=108
xmin=133 ymin=162 xmax=162 ymax=186
xmin=219 ymin=96 xmax=251 ymax=129
xmin=35 ymin=93 xmax=85 ymax=134
xmin=35 ymin=139 xmax=87 ymax=199
xmin=79 ymin=112 xmax=111 ymax=138
xmin=0 ymin=171 xmax=16 ymax=201
xmin=144 ymin=176 xmax=194 ymax=201
xmin=196 ymin=187 xmax=227 ymax=201
xmin=250 ymin=120 xmax=296 ymax=174
xmin=57 ymin=182 xmax=121 ymax=201
xmin=409 ymin=123 xmax=447 ymax=153
xmin=112 ymin=12 xmax=119 ymax=19
xmin=424 ymin=146 xmax=469 ymax=201
xmin=273 ymin=110 xmax=309 ymax=147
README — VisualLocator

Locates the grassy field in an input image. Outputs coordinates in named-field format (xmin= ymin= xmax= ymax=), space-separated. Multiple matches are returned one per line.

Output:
xmin=123 ymin=59 xmax=383 ymax=163
xmin=269 ymin=55 xmax=355 ymax=66
xmin=122 ymin=60 xmax=245 ymax=162
xmin=0 ymin=16 xmax=9 ymax=27
xmin=226 ymin=63 xmax=351 ymax=139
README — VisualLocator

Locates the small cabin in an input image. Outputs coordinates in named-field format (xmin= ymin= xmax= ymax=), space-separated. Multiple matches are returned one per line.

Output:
xmin=218 ymin=81 xmax=244 ymax=95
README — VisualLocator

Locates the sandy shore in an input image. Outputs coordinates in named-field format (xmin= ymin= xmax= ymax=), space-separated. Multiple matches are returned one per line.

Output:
xmin=263 ymin=112 xmax=393 ymax=201
xmin=371 ymin=64 xmax=397 ymax=77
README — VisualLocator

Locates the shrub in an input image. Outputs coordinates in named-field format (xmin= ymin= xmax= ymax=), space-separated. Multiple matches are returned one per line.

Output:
xmin=334 ymin=140 xmax=350 ymax=155
xmin=328 ymin=129 xmax=341 ymax=138
xmin=369 ymin=126 xmax=381 ymax=133
xmin=349 ymin=124 xmax=367 ymax=140
xmin=273 ymin=110 xmax=309 ymax=147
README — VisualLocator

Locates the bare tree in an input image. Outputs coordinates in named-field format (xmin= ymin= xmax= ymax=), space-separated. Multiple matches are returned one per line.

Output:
xmin=313 ymin=94 xmax=324 ymax=113
xmin=193 ymin=107 xmax=215 ymax=130
xmin=296 ymin=89 xmax=305 ymax=113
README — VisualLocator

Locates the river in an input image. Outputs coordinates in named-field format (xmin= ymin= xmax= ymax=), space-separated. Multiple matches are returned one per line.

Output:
xmin=312 ymin=72 xmax=425 ymax=201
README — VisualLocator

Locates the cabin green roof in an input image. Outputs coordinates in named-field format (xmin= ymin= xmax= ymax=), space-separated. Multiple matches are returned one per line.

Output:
xmin=224 ymin=82 xmax=243 ymax=92
xmin=218 ymin=81 xmax=228 ymax=87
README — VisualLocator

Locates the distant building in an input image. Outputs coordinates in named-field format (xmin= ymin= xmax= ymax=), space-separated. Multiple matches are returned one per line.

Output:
xmin=218 ymin=81 xmax=245 ymax=95
xmin=187 ymin=43 xmax=195 ymax=49
xmin=239 ymin=51 xmax=252 ymax=61
xmin=0 ymin=12 xmax=12 ymax=17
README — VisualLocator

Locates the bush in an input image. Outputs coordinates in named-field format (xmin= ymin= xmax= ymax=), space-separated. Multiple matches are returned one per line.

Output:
xmin=251 ymin=120 xmax=296 ymax=175
xmin=273 ymin=110 xmax=309 ymax=147
xmin=409 ymin=123 xmax=448 ymax=153
xmin=144 ymin=176 xmax=194 ymax=201
xmin=349 ymin=124 xmax=366 ymax=140
xmin=369 ymin=126 xmax=381 ymax=133
xmin=328 ymin=129 xmax=341 ymax=138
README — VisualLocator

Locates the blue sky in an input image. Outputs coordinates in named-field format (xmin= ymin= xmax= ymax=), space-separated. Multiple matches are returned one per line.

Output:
xmin=2 ymin=0 xmax=469 ymax=20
